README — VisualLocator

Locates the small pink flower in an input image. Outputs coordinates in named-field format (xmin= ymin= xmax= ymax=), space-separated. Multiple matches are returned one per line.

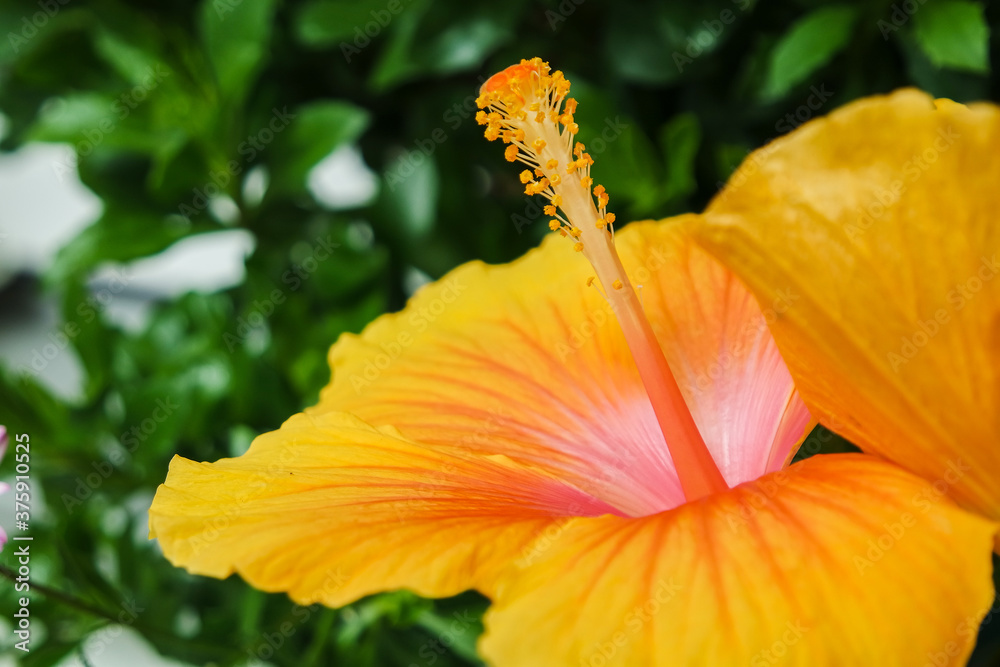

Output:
xmin=0 ymin=425 xmax=8 ymax=552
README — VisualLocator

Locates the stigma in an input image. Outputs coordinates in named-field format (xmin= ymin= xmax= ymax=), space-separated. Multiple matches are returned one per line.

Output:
xmin=478 ymin=59 xmax=729 ymax=502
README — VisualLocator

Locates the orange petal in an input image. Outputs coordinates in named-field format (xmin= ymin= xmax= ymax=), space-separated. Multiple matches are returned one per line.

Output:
xmin=315 ymin=216 xmax=810 ymax=516
xmin=480 ymin=455 xmax=998 ymax=666
xmin=697 ymin=89 xmax=1000 ymax=523
xmin=149 ymin=412 xmax=609 ymax=604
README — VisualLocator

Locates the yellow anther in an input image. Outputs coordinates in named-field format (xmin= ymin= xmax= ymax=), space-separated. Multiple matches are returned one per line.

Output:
xmin=478 ymin=59 xmax=611 ymax=248
xmin=612 ymin=279 xmax=623 ymax=290
xmin=574 ymin=242 xmax=584 ymax=252
xmin=606 ymin=212 xmax=616 ymax=224
xmin=593 ymin=185 xmax=606 ymax=197
xmin=598 ymin=194 xmax=609 ymax=208
xmin=595 ymin=219 xmax=606 ymax=229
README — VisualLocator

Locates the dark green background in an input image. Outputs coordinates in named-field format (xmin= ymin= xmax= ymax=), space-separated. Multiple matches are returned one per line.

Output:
xmin=0 ymin=0 xmax=998 ymax=664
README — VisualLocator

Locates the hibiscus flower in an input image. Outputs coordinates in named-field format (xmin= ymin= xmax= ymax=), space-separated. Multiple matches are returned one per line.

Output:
xmin=150 ymin=59 xmax=997 ymax=665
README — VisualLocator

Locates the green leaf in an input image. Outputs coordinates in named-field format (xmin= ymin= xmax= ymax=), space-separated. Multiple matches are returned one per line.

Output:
xmin=198 ymin=0 xmax=278 ymax=104
xmin=369 ymin=0 xmax=517 ymax=90
xmin=421 ymin=17 xmax=511 ymax=75
xmin=92 ymin=28 xmax=163 ymax=86
xmin=659 ymin=112 xmax=701 ymax=204
xmin=380 ymin=150 xmax=439 ymax=238
xmin=912 ymin=0 xmax=990 ymax=74
xmin=48 ymin=209 xmax=214 ymax=283
xmin=269 ymin=100 xmax=371 ymax=195
xmin=570 ymin=79 xmax=661 ymax=216
xmin=760 ymin=5 xmax=857 ymax=100
xmin=295 ymin=0 xmax=396 ymax=47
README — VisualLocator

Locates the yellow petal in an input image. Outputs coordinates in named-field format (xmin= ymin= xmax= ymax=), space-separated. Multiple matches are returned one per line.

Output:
xmin=698 ymin=89 xmax=1000 ymax=522
xmin=149 ymin=412 xmax=605 ymax=605
xmin=480 ymin=455 xmax=998 ymax=666
xmin=316 ymin=216 xmax=810 ymax=516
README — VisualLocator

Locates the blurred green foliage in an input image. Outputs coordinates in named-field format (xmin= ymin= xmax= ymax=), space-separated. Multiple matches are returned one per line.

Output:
xmin=0 ymin=0 xmax=997 ymax=664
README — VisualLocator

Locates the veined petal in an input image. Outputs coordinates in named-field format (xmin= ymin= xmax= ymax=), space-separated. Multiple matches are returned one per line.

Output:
xmin=614 ymin=219 xmax=814 ymax=480
xmin=697 ymin=89 xmax=1000 ymax=523
xmin=149 ymin=412 xmax=612 ymax=605
xmin=480 ymin=455 xmax=998 ymax=667
xmin=316 ymin=217 xmax=810 ymax=516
